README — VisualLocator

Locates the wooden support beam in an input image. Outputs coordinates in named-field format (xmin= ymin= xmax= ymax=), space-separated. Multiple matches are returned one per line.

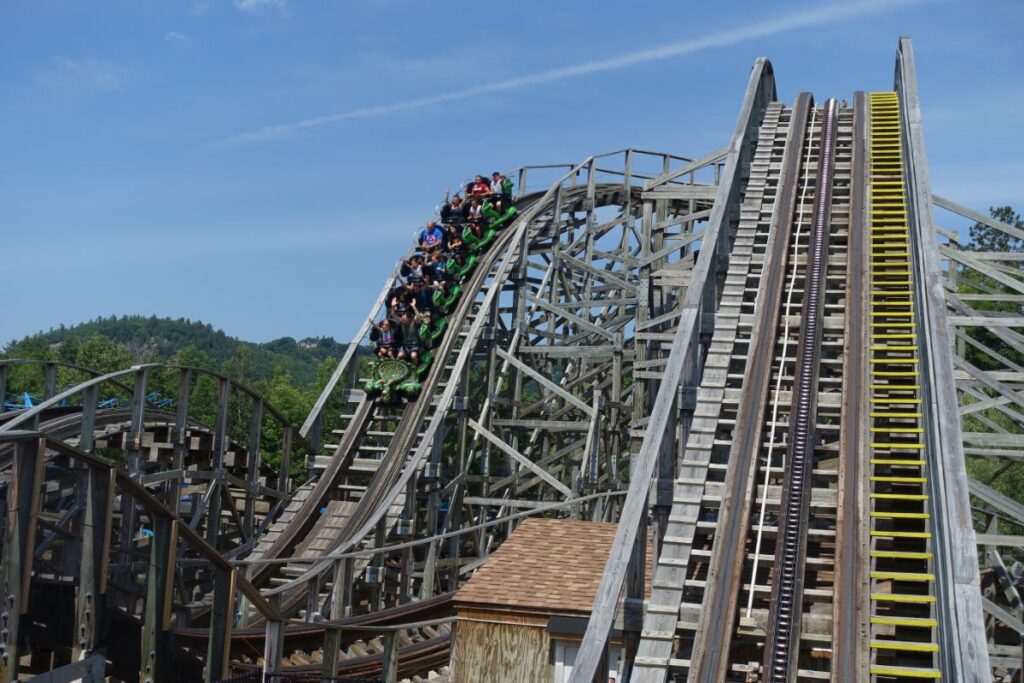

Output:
xmin=495 ymin=347 xmax=594 ymax=416
xmin=262 ymin=596 xmax=285 ymax=681
xmin=23 ymin=654 xmax=105 ymax=683
xmin=168 ymin=368 xmax=191 ymax=516
xmin=205 ymin=566 xmax=237 ymax=683
xmin=140 ymin=517 xmax=177 ymax=682
xmin=73 ymin=467 xmax=114 ymax=661
xmin=206 ymin=378 xmax=230 ymax=548
xmin=381 ymin=631 xmax=399 ymax=683
xmin=983 ymin=596 xmax=1024 ymax=634
xmin=43 ymin=363 xmax=57 ymax=400
xmin=244 ymin=398 xmax=264 ymax=540
xmin=978 ymin=534 xmax=1024 ymax=548
xmin=934 ymin=195 xmax=1024 ymax=243
xmin=0 ymin=437 xmax=44 ymax=683
xmin=468 ymin=418 xmax=572 ymax=497
xmin=79 ymin=385 xmax=98 ymax=454
xmin=525 ymin=295 xmax=617 ymax=341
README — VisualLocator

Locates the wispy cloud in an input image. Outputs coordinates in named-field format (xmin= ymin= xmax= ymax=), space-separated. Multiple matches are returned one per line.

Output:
xmin=38 ymin=58 xmax=130 ymax=94
xmin=164 ymin=31 xmax=193 ymax=48
xmin=234 ymin=0 xmax=288 ymax=12
xmin=216 ymin=0 xmax=929 ymax=148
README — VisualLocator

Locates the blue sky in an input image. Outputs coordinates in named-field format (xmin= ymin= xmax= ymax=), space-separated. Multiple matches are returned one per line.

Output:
xmin=2 ymin=0 xmax=1022 ymax=346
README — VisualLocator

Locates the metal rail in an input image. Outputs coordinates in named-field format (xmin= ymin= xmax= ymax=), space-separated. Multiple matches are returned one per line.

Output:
xmin=763 ymin=97 xmax=838 ymax=681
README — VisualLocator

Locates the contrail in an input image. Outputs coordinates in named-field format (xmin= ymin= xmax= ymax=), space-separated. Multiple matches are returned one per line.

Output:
xmin=217 ymin=0 xmax=928 ymax=148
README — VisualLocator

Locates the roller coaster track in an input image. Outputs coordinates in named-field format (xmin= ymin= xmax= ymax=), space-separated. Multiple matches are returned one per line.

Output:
xmin=762 ymin=96 xmax=838 ymax=683
xmin=3 ymin=36 xmax=1018 ymax=683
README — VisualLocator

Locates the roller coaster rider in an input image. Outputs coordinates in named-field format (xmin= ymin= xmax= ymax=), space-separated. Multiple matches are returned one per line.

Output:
xmin=467 ymin=174 xmax=491 ymax=198
xmin=408 ymin=279 xmax=435 ymax=316
xmin=428 ymin=250 xmax=449 ymax=286
xmin=400 ymin=254 xmax=427 ymax=283
xmin=389 ymin=283 xmax=413 ymax=319
xmin=441 ymin=189 xmax=465 ymax=224
xmin=396 ymin=311 xmax=422 ymax=365
xmin=370 ymin=318 xmax=399 ymax=359
xmin=491 ymin=171 xmax=513 ymax=212
xmin=418 ymin=220 xmax=446 ymax=253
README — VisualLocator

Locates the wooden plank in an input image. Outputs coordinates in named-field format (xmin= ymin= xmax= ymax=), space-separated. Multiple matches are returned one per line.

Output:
xmin=526 ymin=294 xmax=618 ymax=341
xmin=898 ymin=36 xmax=991 ymax=681
xmin=495 ymin=347 xmax=594 ymax=416
xmin=570 ymin=57 xmax=776 ymax=683
xmin=934 ymin=195 xmax=1024 ymax=243
xmin=947 ymin=316 xmax=1024 ymax=327
xmin=468 ymin=419 xmax=572 ymax=498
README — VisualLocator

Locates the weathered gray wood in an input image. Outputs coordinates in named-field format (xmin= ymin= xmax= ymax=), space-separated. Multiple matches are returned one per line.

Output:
xmin=1 ymin=438 xmax=44 ymax=683
xmin=898 ymin=36 xmax=990 ymax=682
xmin=934 ymin=195 xmax=1024 ymax=243
xmin=983 ymin=596 xmax=1024 ymax=634
xmin=381 ymin=631 xmax=399 ymax=683
xmin=468 ymin=419 xmax=572 ymax=497
xmin=977 ymin=534 xmax=1024 ymax=547
xmin=141 ymin=516 xmax=177 ymax=682
xmin=23 ymin=654 xmax=105 ymax=683
xmin=73 ymin=466 xmax=113 ymax=661
xmin=205 ymin=566 xmax=236 ymax=682
xmin=570 ymin=56 xmax=776 ymax=683
xmin=494 ymin=347 xmax=594 ymax=416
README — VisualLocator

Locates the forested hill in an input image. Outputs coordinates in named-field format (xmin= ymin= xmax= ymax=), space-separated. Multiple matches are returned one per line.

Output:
xmin=3 ymin=315 xmax=348 ymax=385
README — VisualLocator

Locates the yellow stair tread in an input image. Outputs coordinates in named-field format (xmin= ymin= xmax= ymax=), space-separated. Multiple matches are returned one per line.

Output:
xmin=870 ymin=592 xmax=936 ymax=602
xmin=870 ymin=640 xmax=939 ymax=653
xmin=870 ymin=550 xmax=934 ymax=560
xmin=869 ymin=664 xmax=941 ymax=679
xmin=870 ymin=615 xmax=938 ymax=627
xmin=870 ymin=512 xmax=930 ymax=520
xmin=870 ymin=530 xmax=932 ymax=539
xmin=870 ymin=492 xmax=929 ymax=500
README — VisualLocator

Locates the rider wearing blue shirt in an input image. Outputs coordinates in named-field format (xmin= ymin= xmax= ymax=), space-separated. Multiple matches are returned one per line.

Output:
xmin=418 ymin=220 xmax=446 ymax=253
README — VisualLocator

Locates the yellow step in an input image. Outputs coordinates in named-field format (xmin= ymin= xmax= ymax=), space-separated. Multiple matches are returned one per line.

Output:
xmin=870 ymin=492 xmax=928 ymax=501
xmin=871 ymin=512 xmax=930 ymax=520
xmin=870 ymin=615 xmax=939 ymax=628
xmin=870 ymin=530 xmax=932 ymax=539
xmin=870 ymin=592 xmax=937 ymax=603
xmin=871 ymin=550 xmax=934 ymax=560
xmin=870 ymin=640 xmax=939 ymax=653
xmin=869 ymin=664 xmax=941 ymax=679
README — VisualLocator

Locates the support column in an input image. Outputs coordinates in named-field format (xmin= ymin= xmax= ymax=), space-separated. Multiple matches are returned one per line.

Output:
xmin=205 ymin=567 xmax=236 ymax=683
xmin=73 ymin=467 xmax=114 ymax=662
xmin=381 ymin=631 xmax=399 ymax=683
xmin=206 ymin=378 xmax=229 ymax=549
xmin=321 ymin=557 xmax=354 ymax=676
xmin=262 ymin=595 xmax=284 ymax=682
xmin=0 ymin=437 xmax=44 ymax=683
xmin=244 ymin=398 xmax=264 ymax=541
xmin=140 ymin=517 xmax=177 ymax=683
xmin=168 ymin=368 xmax=191 ymax=516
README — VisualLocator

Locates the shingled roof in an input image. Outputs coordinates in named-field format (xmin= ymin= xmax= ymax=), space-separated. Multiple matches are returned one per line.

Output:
xmin=454 ymin=517 xmax=650 ymax=616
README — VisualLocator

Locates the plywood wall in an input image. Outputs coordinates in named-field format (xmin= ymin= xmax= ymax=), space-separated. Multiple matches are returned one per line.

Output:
xmin=451 ymin=618 xmax=550 ymax=683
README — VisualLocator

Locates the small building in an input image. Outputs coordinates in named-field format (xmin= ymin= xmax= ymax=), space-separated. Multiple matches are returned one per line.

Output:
xmin=450 ymin=518 xmax=650 ymax=683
